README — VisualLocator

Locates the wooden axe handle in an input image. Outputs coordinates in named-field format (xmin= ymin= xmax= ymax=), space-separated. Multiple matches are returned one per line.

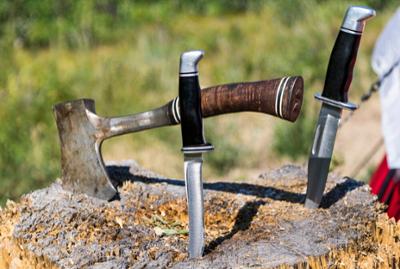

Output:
xmin=200 ymin=76 xmax=303 ymax=122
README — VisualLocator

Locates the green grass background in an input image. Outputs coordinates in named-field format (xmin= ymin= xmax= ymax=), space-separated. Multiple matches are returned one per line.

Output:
xmin=0 ymin=0 xmax=397 ymax=204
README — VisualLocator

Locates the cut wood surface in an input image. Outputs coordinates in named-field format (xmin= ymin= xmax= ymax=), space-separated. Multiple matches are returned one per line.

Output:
xmin=0 ymin=162 xmax=399 ymax=269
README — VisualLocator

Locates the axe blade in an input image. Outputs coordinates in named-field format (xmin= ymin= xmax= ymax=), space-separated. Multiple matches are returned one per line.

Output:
xmin=53 ymin=99 xmax=117 ymax=200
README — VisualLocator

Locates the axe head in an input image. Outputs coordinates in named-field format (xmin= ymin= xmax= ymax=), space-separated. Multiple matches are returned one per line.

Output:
xmin=53 ymin=99 xmax=117 ymax=200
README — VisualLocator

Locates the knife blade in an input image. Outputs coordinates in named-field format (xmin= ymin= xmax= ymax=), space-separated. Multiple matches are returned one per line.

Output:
xmin=184 ymin=153 xmax=205 ymax=257
xmin=305 ymin=6 xmax=375 ymax=208
xmin=306 ymin=103 xmax=341 ymax=208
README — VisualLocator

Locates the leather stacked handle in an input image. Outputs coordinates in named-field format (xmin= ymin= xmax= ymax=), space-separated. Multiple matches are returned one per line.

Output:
xmin=200 ymin=76 xmax=303 ymax=122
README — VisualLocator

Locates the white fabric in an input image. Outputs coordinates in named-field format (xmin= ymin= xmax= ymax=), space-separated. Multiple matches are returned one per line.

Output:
xmin=372 ymin=8 xmax=400 ymax=169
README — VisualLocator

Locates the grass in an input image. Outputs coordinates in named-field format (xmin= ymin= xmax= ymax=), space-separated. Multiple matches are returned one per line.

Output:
xmin=0 ymin=0 xmax=397 ymax=204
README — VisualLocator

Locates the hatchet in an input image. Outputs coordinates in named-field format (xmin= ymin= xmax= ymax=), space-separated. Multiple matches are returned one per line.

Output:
xmin=53 ymin=76 xmax=304 ymax=201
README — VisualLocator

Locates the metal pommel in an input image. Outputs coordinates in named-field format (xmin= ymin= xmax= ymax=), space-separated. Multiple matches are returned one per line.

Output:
xmin=341 ymin=6 xmax=376 ymax=34
xmin=180 ymin=50 xmax=204 ymax=75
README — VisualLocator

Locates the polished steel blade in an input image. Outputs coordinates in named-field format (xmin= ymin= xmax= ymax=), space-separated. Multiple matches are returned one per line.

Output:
xmin=306 ymin=103 xmax=342 ymax=208
xmin=184 ymin=153 xmax=204 ymax=258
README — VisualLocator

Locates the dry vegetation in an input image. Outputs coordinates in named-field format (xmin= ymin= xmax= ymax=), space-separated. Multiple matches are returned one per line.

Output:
xmin=0 ymin=165 xmax=399 ymax=268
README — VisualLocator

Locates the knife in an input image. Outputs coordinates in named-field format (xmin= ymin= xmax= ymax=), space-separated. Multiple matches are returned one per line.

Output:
xmin=305 ymin=6 xmax=376 ymax=208
xmin=179 ymin=50 xmax=213 ymax=258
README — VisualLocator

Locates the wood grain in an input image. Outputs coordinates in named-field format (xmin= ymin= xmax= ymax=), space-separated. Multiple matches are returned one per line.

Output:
xmin=201 ymin=76 xmax=303 ymax=122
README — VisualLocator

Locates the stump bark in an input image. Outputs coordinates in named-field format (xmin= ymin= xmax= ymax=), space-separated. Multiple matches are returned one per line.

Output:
xmin=0 ymin=162 xmax=399 ymax=269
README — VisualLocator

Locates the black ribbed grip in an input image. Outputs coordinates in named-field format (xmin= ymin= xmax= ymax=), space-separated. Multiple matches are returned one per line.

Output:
xmin=179 ymin=74 xmax=211 ymax=150
xmin=321 ymin=31 xmax=361 ymax=103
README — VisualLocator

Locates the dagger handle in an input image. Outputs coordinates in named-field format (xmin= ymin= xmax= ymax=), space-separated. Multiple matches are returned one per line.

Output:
xmin=179 ymin=50 xmax=213 ymax=153
xmin=201 ymin=76 xmax=303 ymax=122
xmin=321 ymin=6 xmax=375 ymax=103
xmin=321 ymin=31 xmax=361 ymax=103
xmin=179 ymin=75 xmax=212 ymax=150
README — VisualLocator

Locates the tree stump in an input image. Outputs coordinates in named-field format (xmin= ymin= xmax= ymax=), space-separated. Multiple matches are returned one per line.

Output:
xmin=0 ymin=162 xmax=399 ymax=268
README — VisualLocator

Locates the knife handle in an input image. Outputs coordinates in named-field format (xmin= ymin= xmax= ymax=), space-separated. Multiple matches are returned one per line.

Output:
xmin=321 ymin=6 xmax=375 ymax=103
xmin=200 ymin=76 xmax=303 ymax=122
xmin=321 ymin=31 xmax=361 ymax=103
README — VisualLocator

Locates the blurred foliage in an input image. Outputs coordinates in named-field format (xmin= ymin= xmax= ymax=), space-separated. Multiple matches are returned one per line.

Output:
xmin=0 ymin=0 xmax=398 ymax=204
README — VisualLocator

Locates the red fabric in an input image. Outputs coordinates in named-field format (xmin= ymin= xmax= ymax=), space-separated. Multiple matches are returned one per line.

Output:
xmin=370 ymin=155 xmax=389 ymax=195
xmin=387 ymin=184 xmax=400 ymax=220
xmin=369 ymin=155 xmax=400 ymax=220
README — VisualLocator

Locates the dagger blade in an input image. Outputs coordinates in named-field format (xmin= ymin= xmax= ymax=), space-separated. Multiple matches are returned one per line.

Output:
xmin=306 ymin=103 xmax=342 ymax=208
xmin=184 ymin=153 xmax=205 ymax=258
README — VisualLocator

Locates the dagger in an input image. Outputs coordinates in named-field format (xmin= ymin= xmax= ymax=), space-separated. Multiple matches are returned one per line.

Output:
xmin=179 ymin=50 xmax=213 ymax=258
xmin=305 ymin=6 xmax=375 ymax=209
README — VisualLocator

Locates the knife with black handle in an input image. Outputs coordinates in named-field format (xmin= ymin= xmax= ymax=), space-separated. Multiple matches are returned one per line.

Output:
xmin=305 ymin=6 xmax=375 ymax=208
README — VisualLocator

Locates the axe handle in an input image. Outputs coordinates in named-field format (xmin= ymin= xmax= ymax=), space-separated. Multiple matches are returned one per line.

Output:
xmin=106 ymin=103 xmax=175 ymax=137
xmin=106 ymin=76 xmax=303 ymax=138
xmin=201 ymin=76 xmax=303 ymax=122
